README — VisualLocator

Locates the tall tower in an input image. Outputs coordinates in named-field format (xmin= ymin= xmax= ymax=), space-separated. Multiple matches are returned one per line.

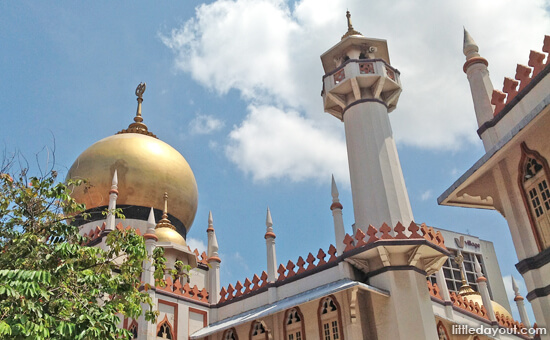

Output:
xmin=321 ymin=12 xmax=413 ymax=231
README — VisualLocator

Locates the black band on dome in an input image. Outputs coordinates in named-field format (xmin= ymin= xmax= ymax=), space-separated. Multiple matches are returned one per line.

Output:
xmin=72 ymin=204 xmax=187 ymax=239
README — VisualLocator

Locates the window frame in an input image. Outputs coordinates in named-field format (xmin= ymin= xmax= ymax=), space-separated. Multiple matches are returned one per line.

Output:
xmin=317 ymin=295 xmax=344 ymax=340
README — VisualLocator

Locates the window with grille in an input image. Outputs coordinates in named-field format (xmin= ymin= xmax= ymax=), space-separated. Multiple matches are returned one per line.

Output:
xmin=128 ymin=321 xmax=138 ymax=339
xmin=319 ymin=297 xmax=342 ymax=340
xmin=520 ymin=146 xmax=550 ymax=251
xmin=223 ymin=328 xmax=238 ymax=340
xmin=285 ymin=308 xmax=304 ymax=340
xmin=250 ymin=321 xmax=268 ymax=340
xmin=157 ymin=321 xmax=173 ymax=339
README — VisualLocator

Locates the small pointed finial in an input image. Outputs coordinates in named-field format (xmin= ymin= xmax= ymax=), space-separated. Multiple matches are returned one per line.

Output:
xmin=207 ymin=210 xmax=215 ymax=232
xmin=266 ymin=207 xmax=273 ymax=228
xmin=341 ymin=11 xmax=362 ymax=40
xmin=331 ymin=174 xmax=339 ymax=199
xmin=111 ymin=169 xmax=118 ymax=187
xmin=473 ymin=255 xmax=482 ymax=276
xmin=147 ymin=207 xmax=156 ymax=226
xmin=463 ymin=28 xmax=480 ymax=59
xmin=512 ymin=276 xmax=520 ymax=295
xmin=454 ymin=250 xmax=466 ymax=283
xmin=116 ymin=82 xmax=157 ymax=138
xmin=156 ymin=192 xmax=176 ymax=230
xmin=135 ymin=82 xmax=146 ymax=122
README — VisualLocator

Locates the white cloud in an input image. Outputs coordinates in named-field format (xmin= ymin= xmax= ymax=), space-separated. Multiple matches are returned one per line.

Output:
xmin=187 ymin=237 xmax=207 ymax=254
xmin=189 ymin=114 xmax=225 ymax=134
xmin=420 ymin=190 xmax=433 ymax=201
xmin=225 ymin=105 xmax=348 ymax=182
xmin=162 ymin=0 xmax=550 ymax=182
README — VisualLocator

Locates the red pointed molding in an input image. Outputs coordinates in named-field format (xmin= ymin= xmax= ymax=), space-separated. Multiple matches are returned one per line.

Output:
xmin=328 ymin=244 xmax=338 ymax=262
xmin=317 ymin=248 xmax=327 ymax=266
xmin=354 ymin=228 xmax=367 ymax=247
xmin=277 ymin=264 xmax=287 ymax=281
xmin=296 ymin=256 xmax=306 ymax=274
xmin=260 ymin=271 xmax=268 ymax=287
xmin=234 ymin=281 xmax=244 ymax=297
xmin=394 ymin=222 xmax=407 ymax=239
xmin=491 ymin=90 xmax=506 ymax=116
xmin=503 ymin=77 xmax=519 ymax=104
xmin=528 ymin=50 xmax=545 ymax=77
xmin=379 ymin=223 xmax=392 ymax=239
xmin=408 ymin=221 xmax=422 ymax=239
xmin=286 ymin=260 xmax=296 ymax=277
xmin=306 ymin=253 xmax=317 ymax=270
xmin=343 ymin=233 xmax=355 ymax=252
xmin=366 ymin=225 xmax=379 ymax=243
xmin=515 ymin=64 xmax=532 ymax=92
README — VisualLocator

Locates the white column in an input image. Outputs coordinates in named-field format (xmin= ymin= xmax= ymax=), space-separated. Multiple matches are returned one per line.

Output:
xmin=343 ymin=102 xmax=413 ymax=230
xmin=105 ymin=170 xmax=118 ymax=232
xmin=140 ymin=207 xmax=157 ymax=340
xmin=331 ymin=175 xmax=346 ymax=255
xmin=207 ymin=211 xmax=221 ymax=306
xmin=512 ymin=276 xmax=531 ymax=328
xmin=265 ymin=208 xmax=278 ymax=304
xmin=474 ymin=256 xmax=496 ymax=322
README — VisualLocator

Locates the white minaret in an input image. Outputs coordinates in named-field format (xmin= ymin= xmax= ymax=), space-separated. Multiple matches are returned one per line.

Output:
xmin=473 ymin=255 xmax=497 ymax=322
xmin=105 ymin=170 xmax=118 ymax=232
xmin=321 ymin=12 xmax=413 ymax=231
xmin=330 ymin=175 xmax=346 ymax=254
xmin=512 ymin=276 xmax=531 ymax=328
xmin=462 ymin=28 xmax=497 ymax=150
xmin=207 ymin=211 xmax=221 ymax=305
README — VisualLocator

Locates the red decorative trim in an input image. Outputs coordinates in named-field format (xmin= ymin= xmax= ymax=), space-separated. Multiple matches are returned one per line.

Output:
xmin=109 ymin=189 xmax=119 ymax=195
xmin=317 ymin=295 xmax=345 ymax=340
xmin=207 ymin=256 xmax=222 ymax=263
xmin=476 ymin=276 xmax=487 ymax=283
xmin=264 ymin=232 xmax=276 ymax=239
xmin=330 ymin=202 xmax=343 ymax=210
xmin=463 ymin=56 xmax=489 ymax=73
xmin=517 ymin=142 xmax=550 ymax=252
xmin=157 ymin=299 xmax=178 ymax=339
xmin=514 ymin=295 xmax=525 ymax=301
xmin=143 ymin=233 xmax=158 ymax=241
xmin=206 ymin=227 xmax=215 ymax=232
xmin=282 ymin=307 xmax=306 ymax=340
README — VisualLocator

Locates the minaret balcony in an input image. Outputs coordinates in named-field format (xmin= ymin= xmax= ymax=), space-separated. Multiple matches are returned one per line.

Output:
xmin=322 ymin=59 xmax=402 ymax=120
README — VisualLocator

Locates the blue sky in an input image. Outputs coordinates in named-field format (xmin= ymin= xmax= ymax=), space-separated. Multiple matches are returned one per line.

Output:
xmin=2 ymin=0 xmax=549 ymax=322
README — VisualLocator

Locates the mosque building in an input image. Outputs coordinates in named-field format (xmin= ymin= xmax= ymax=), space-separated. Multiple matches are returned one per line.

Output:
xmin=66 ymin=13 xmax=549 ymax=340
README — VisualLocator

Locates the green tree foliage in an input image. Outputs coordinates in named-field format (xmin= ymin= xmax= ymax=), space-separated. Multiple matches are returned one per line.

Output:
xmin=0 ymin=169 xmax=165 ymax=339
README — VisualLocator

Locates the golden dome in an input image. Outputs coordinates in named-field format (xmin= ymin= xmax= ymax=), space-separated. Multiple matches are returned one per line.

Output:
xmin=465 ymin=293 xmax=513 ymax=320
xmin=156 ymin=227 xmax=187 ymax=247
xmin=67 ymin=83 xmax=198 ymax=235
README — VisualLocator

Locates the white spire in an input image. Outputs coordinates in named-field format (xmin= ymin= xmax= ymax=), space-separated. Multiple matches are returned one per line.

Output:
xmin=147 ymin=207 xmax=156 ymax=226
xmin=266 ymin=207 xmax=273 ymax=229
xmin=473 ymin=254 xmax=482 ymax=277
xmin=208 ymin=210 xmax=213 ymax=226
xmin=105 ymin=169 xmax=119 ymax=232
xmin=512 ymin=276 xmax=521 ymax=296
xmin=207 ymin=211 xmax=219 ymax=257
xmin=463 ymin=27 xmax=480 ymax=59
xmin=331 ymin=174 xmax=339 ymax=201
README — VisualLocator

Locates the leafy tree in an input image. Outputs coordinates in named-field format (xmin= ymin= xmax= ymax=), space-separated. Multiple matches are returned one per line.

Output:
xmin=0 ymin=167 xmax=167 ymax=339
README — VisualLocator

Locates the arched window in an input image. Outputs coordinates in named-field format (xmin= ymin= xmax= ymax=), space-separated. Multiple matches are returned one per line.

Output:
xmin=156 ymin=315 xmax=174 ymax=339
xmin=318 ymin=296 xmax=343 ymax=340
xmin=284 ymin=307 xmax=305 ymax=340
xmin=436 ymin=321 xmax=449 ymax=340
xmin=128 ymin=320 xmax=138 ymax=339
xmin=249 ymin=320 xmax=269 ymax=340
xmin=519 ymin=143 xmax=550 ymax=251
xmin=223 ymin=328 xmax=239 ymax=340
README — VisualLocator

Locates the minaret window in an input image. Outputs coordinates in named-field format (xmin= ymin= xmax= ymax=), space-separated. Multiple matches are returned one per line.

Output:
xmin=284 ymin=308 xmax=305 ymax=340
xmin=157 ymin=320 xmax=173 ymax=339
xmin=250 ymin=321 xmax=269 ymax=340
xmin=128 ymin=320 xmax=138 ymax=339
xmin=436 ymin=321 xmax=449 ymax=340
xmin=318 ymin=296 xmax=343 ymax=340
xmin=224 ymin=328 xmax=239 ymax=340
xmin=519 ymin=143 xmax=550 ymax=251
